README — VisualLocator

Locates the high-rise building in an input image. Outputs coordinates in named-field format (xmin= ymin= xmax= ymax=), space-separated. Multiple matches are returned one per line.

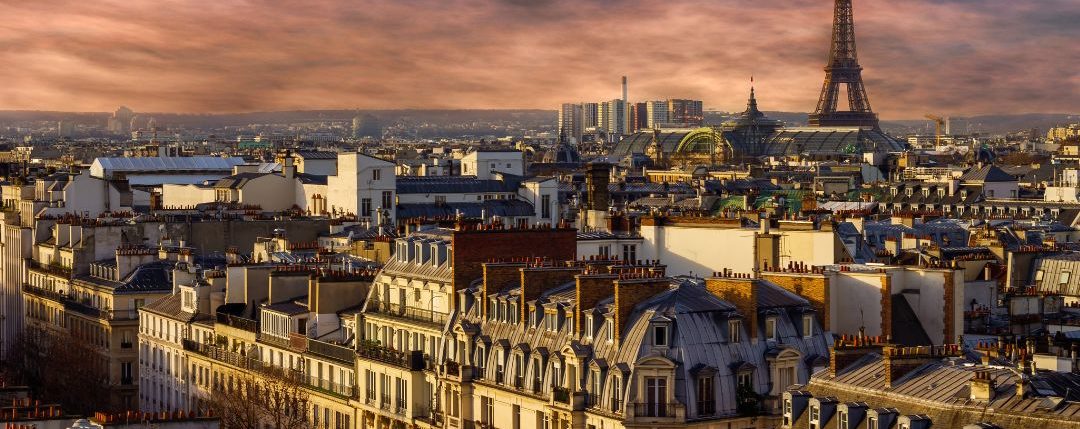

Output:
xmin=667 ymin=99 xmax=704 ymax=126
xmin=582 ymin=102 xmax=600 ymax=129
xmin=629 ymin=102 xmax=648 ymax=132
xmin=558 ymin=103 xmax=584 ymax=143
xmin=646 ymin=101 xmax=670 ymax=129
xmin=604 ymin=99 xmax=628 ymax=137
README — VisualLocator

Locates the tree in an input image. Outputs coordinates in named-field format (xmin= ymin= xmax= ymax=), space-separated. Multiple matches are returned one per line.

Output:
xmin=203 ymin=369 xmax=311 ymax=429
xmin=1 ymin=325 xmax=111 ymax=414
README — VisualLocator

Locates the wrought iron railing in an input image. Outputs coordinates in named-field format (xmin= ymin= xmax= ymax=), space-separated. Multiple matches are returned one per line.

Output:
xmin=216 ymin=312 xmax=258 ymax=332
xmin=369 ymin=299 xmax=450 ymax=326
xmin=634 ymin=402 xmax=676 ymax=418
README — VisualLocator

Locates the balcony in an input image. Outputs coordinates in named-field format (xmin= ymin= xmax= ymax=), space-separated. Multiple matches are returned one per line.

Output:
xmin=216 ymin=312 xmax=258 ymax=332
xmin=21 ymin=284 xmax=137 ymax=321
xmin=357 ymin=342 xmax=426 ymax=371
xmin=633 ymin=402 xmax=677 ymax=418
xmin=369 ymin=299 xmax=450 ymax=327
xmin=306 ymin=338 xmax=356 ymax=364
xmin=552 ymin=387 xmax=571 ymax=404
xmin=28 ymin=260 xmax=72 ymax=278
xmin=181 ymin=339 xmax=355 ymax=399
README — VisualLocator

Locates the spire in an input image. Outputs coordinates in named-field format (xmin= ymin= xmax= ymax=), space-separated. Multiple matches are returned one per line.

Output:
xmin=747 ymin=76 xmax=759 ymax=114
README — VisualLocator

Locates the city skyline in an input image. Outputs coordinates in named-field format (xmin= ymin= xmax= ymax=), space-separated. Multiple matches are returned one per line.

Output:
xmin=1 ymin=0 xmax=1077 ymax=117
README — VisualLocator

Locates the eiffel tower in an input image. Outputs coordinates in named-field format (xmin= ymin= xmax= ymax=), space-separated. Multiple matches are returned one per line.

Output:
xmin=808 ymin=0 xmax=879 ymax=129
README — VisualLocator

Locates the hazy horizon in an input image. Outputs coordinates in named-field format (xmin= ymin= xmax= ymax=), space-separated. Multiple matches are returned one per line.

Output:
xmin=2 ymin=0 xmax=1077 ymax=117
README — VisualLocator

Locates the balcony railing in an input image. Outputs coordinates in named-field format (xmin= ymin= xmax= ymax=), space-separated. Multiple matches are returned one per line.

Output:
xmin=181 ymin=339 xmax=355 ymax=398
xmin=357 ymin=343 xmax=426 ymax=371
xmin=21 ymin=284 xmax=137 ymax=321
xmin=216 ymin=312 xmax=258 ymax=332
xmin=634 ymin=402 xmax=676 ymax=418
xmin=306 ymin=338 xmax=356 ymax=364
xmin=552 ymin=387 xmax=571 ymax=404
xmin=369 ymin=299 xmax=450 ymax=326
xmin=28 ymin=260 xmax=72 ymax=277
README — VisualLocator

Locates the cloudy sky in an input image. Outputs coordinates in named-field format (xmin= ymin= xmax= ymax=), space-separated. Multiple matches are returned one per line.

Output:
xmin=0 ymin=0 xmax=1077 ymax=118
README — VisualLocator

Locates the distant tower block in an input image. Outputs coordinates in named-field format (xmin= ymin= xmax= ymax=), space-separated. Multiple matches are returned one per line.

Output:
xmin=808 ymin=0 xmax=879 ymax=129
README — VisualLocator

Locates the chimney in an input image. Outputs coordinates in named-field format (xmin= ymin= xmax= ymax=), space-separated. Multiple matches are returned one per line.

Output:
xmin=705 ymin=275 xmax=759 ymax=341
xmin=520 ymin=266 xmax=584 ymax=323
xmin=883 ymin=344 xmax=962 ymax=388
xmin=481 ymin=262 xmax=527 ymax=320
xmin=969 ymin=370 xmax=996 ymax=401
xmin=613 ymin=276 xmax=669 ymax=344
xmin=574 ymin=274 xmax=617 ymax=336
xmin=829 ymin=330 xmax=884 ymax=377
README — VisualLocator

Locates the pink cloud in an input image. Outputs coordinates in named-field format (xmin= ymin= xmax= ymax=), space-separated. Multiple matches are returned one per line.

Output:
xmin=0 ymin=0 xmax=1076 ymax=118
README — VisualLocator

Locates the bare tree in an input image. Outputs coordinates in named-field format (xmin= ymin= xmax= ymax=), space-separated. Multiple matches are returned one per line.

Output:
xmin=2 ymin=325 xmax=110 ymax=414
xmin=203 ymin=369 xmax=311 ymax=429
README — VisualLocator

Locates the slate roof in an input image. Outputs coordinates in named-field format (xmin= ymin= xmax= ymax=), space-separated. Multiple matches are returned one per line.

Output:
xmin=396 ymin=199 xmax=535 ymax=219
xmin=961 ymin=165 xmax=1017 ymax=183
xmin=396 ymin=175 xmax=524 ymax=194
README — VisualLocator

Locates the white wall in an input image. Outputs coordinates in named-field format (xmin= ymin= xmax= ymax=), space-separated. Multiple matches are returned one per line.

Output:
xmin=830 ymin=272 xmax=886 ymax=337
xmin=326 ymin=153 xmax=396 ymax=222
xmin=162 ymin=184 xmax=215 ymax=207
xmin=640 ymin=224 xmax=841 ymax=277
xmin=461 ymin=151 xmax=523 ymax=180
xmin=640 ymin=224 xmax=757 ymax=276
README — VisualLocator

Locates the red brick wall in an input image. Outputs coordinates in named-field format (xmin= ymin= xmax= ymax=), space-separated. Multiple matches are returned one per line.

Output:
xmin=451 ymin=227 xmax=576 ymax=290
xmin=574 ymin=274 xmax=617 ymax=335
xmin=705 ymin=278 xmax=759 ymax=340
xmin=519 ymin=267 xmax=584 ymax=324
xmin=760 ymin=273 xmax=831 ymax=331
xmin=482 ymin=263 xmax=526 ymax=319
xmin=613 ymin=279 xmax=669 ymax=344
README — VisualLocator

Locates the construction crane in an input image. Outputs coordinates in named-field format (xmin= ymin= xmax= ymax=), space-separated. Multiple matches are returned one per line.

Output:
xmin=924 ymin=114 xmax=945 ymax=145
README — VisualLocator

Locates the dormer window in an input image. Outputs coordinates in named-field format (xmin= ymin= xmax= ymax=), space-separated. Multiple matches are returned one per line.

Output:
xmin=652 ymin=325 xmax=668 ymax=347
xmin=544 ymin=310 xmax=558 ymax=331
xmin=839 ymin=410 xmax=849 ymax=429
xmin=803 ymin=315 xmax=814 ymax=338
xmin=766 ymin=317 xmax=777 ymax=341
xmin=729 ymin=319 xmax=741 ymax=343
xmin=921 ymin=188 xmax=929 ymax=198
xmin=606 ymin=318 xmax=614 ymax=342
xmin=585 ymin=315 xmax=594 ymax=339
xmin=809 ymin=405 xmax=820 ymax=429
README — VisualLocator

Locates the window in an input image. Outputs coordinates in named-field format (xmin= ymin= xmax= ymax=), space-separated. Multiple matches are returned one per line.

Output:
xmin=598 ymin=245 xmax=610 ymax=259
xmin=606 ymin=319 xmax=614 ymax=342
xmin=809 ymin=405 xmax=820 ymax=429
xmin=696 ymin=376 xmax=714 ymax=416
xmin=766 ymin=317 xmax=777 ymax=340
xmin=622 ymin=244 xmax=636 ymax=263
xmin=541 ymin=194 xmax=551 ymax=219
xmin=868 ymin=417 xmax=878 ymax=429
xmin=610 ymin=375 xmax=622 ymax=411
xmin=481 ymin=396 xmax=494 ymax=425
xmin=737 ymin=371 xmax=752 ymax=389
xmin=644 ymin=377 xmax=668 ymax=417
xmin=382 ymin=191 xmax=393 ymax=209
xmin=652 ymin=325 xmax=668 ymax=347
xmin=783 ymin=399 xmax=792 ymax=425
xmin=372 ymin=169 xmax=381 ymax=181
xmin=729 ymin=319 xmax=741 ymax=343
xmin=803 ymin=315 xmax=814 ymax=338
xmin=361 ymin=198 xmax=372 ymax=217
xmin=839 ymin=410 xmax=849 ymax=429
xmin=1060 ymin=271 xmax=1071 ymax=284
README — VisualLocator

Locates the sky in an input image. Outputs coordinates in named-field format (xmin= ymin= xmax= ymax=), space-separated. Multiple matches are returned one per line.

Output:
xmin=0 ymin=0 xmax=1077 ymax=118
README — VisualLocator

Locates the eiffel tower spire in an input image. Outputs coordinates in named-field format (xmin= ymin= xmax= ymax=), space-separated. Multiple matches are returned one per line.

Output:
xmin=808 ymin=0 xmax=879 ymax=129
